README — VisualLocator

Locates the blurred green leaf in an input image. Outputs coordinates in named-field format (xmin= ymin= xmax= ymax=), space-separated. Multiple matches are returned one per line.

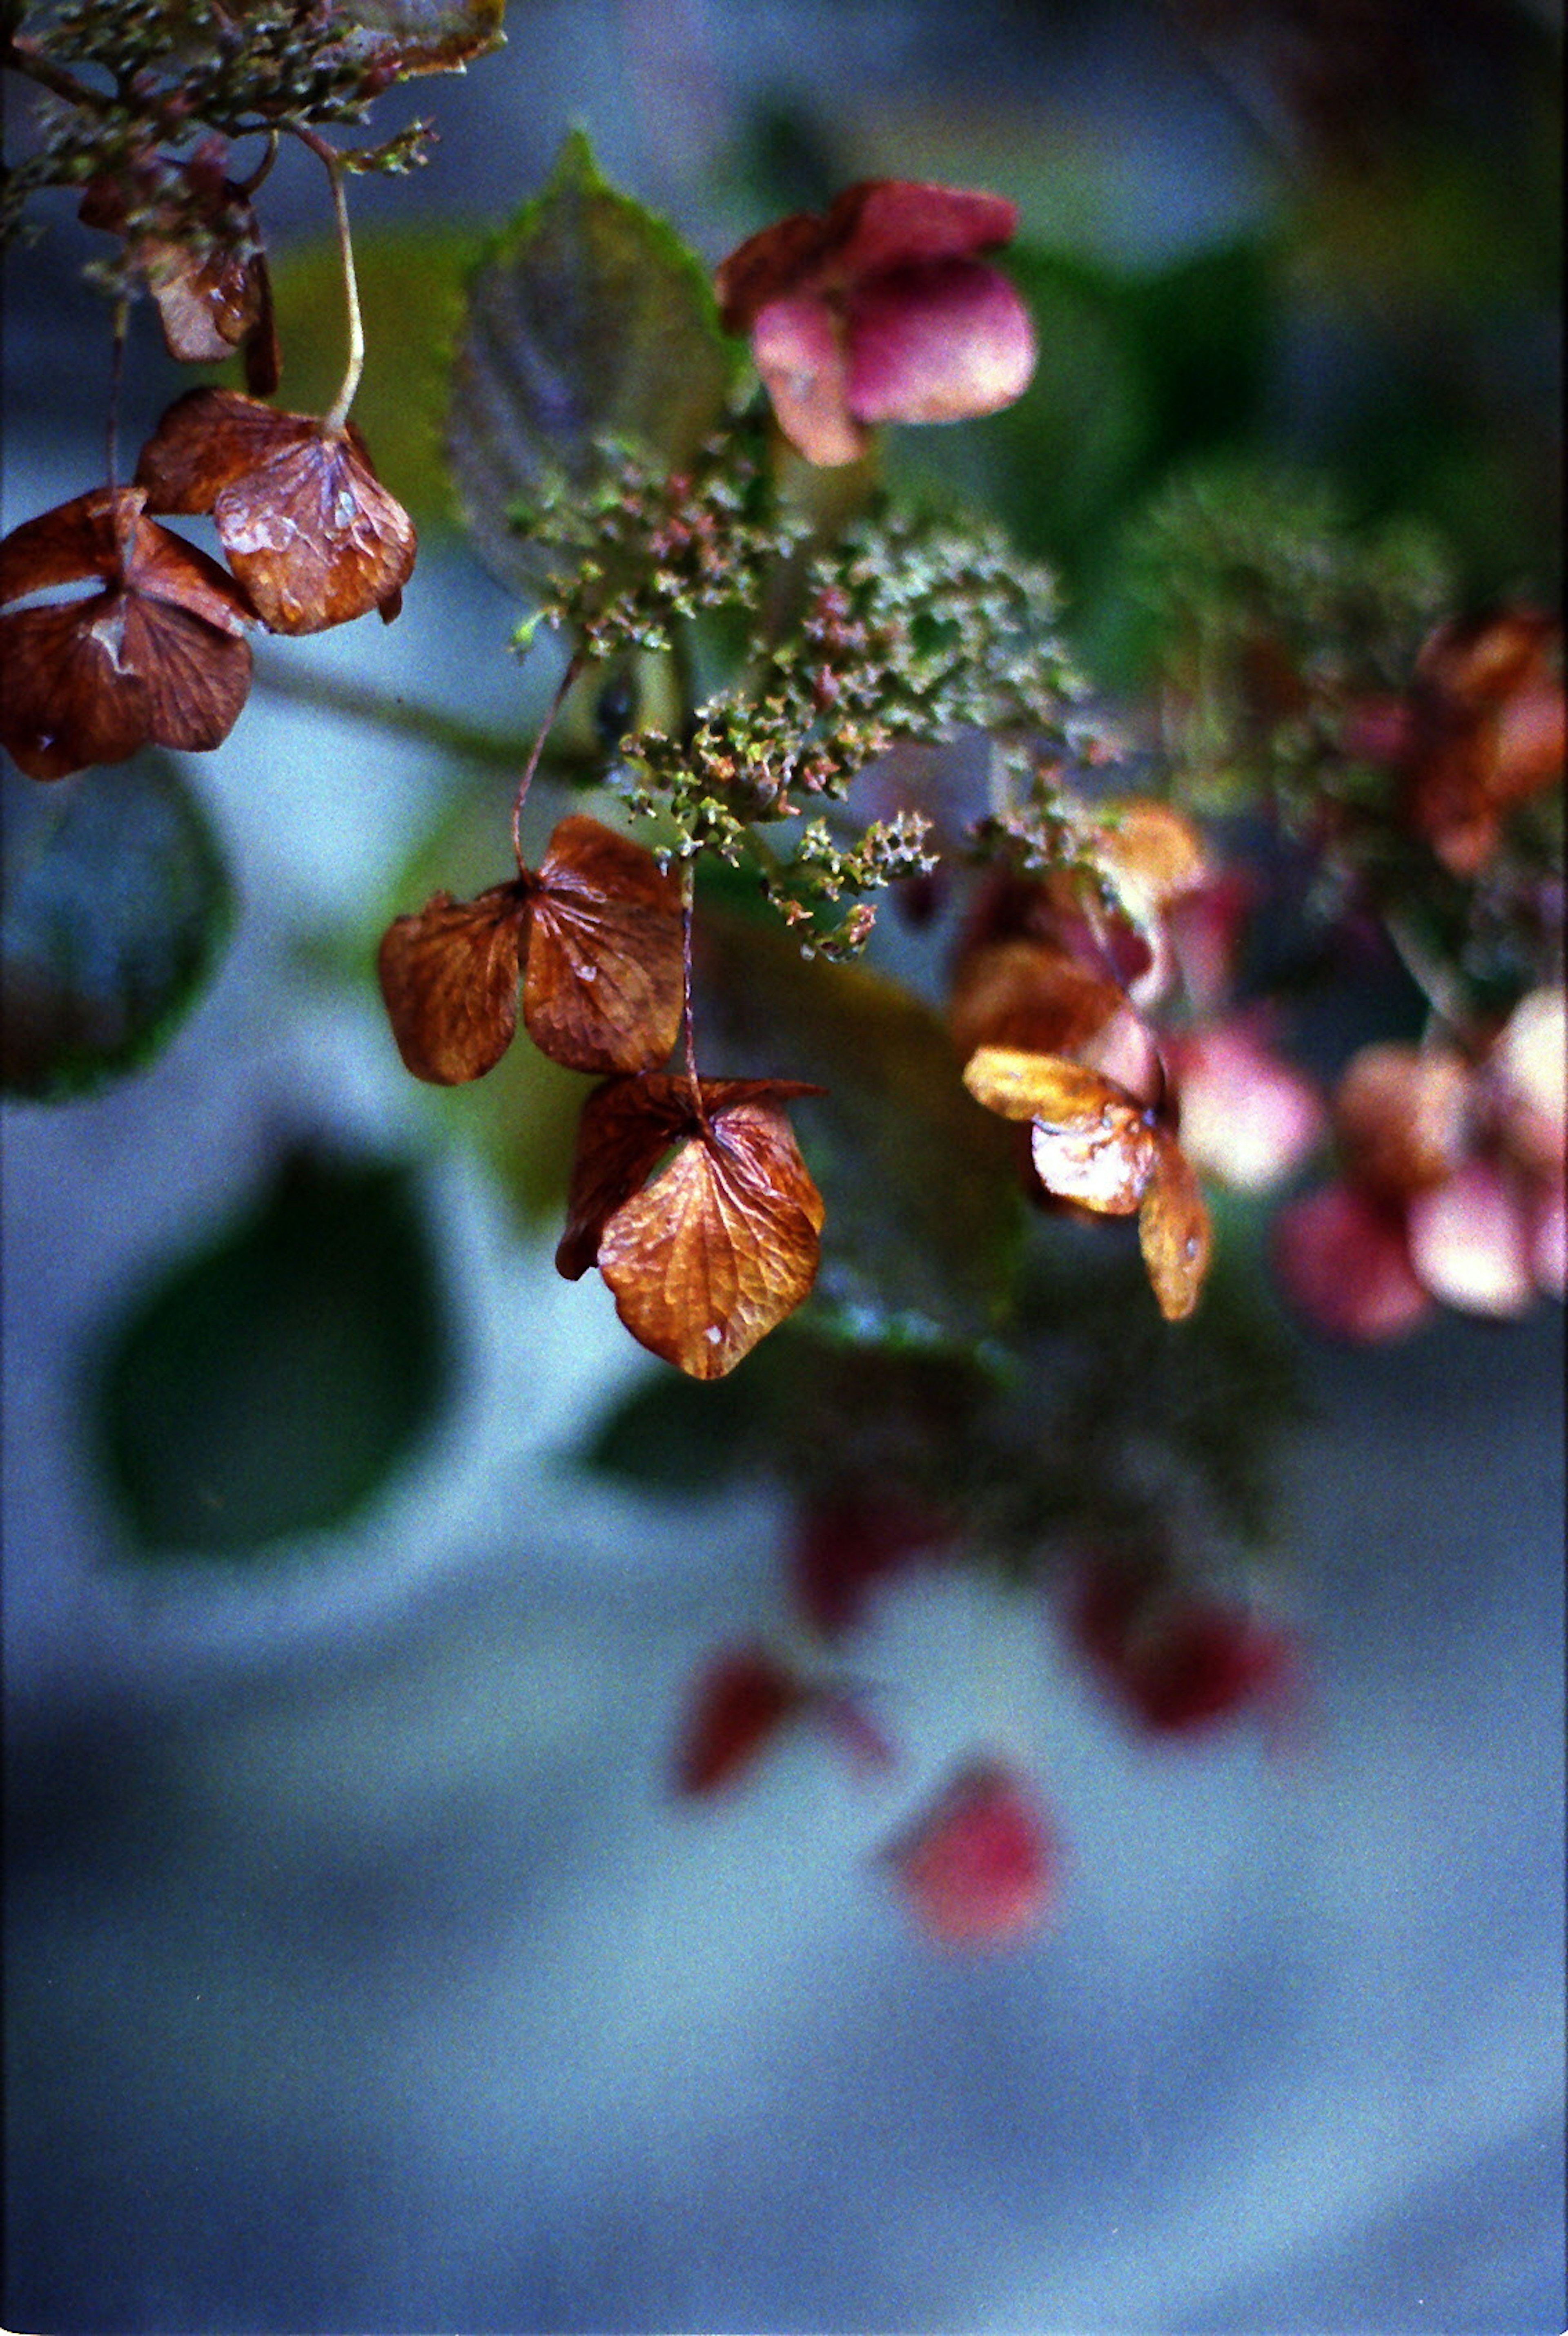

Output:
xmin=445 ymin=128 xmax=739 ymax=598
xmin=91 ymin=1151 xmax=452 ymax=1557
xmin=696 ymin=909 xmax=1023 ymax=1349
xmin=2 ymin=753 xmax=232 ymax=1103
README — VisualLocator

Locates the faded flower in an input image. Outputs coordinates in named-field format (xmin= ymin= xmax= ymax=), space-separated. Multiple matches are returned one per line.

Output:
xmin=716 ymin=179 xmax=1036 ymax=466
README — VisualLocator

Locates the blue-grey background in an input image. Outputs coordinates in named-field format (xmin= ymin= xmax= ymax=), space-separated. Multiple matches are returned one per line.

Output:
xmin=4 ymin=4 xmax=1564 ymax=2331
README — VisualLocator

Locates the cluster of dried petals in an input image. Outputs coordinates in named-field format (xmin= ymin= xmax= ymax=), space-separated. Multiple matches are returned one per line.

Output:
xmin=80 ymin=139 xmax=279 ymax=393
xmin=715 ymin=179 xmax=1036 ymax=467
xmin=556 ymin=1074 xmax=825 ymax=1378
xmin=673 ymin=1644 xmax=893 ymax=1795
xmin=1402 ymin=609 xmax=1564 ymax=877
xmin=0 ymin=487 xmax=252 ymax=780
xmin=378 ymin=814 xmax=684 ymax=1081
xmin=882 ymin=1760 xmax=1059 ymax=1948
xmin=1065 ymin=1553 xmax=1298 ymax=1739
xmin=136 ymin=388 xmax=416 ymax=634
xmin=951 ymin=834 xmax=1218 ymax=1321
xmin=1272 ymin=992 xmax=1566 ymax=1339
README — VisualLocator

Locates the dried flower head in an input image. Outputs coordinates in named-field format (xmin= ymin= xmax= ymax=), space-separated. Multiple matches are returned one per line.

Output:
xmin=557 ymin=1074 xmax=825 ymax=1377
xmin=0 ymin=486 xmax=252 ymax=780
xmin=136 ymin=388 xmax=416 ymax=633
xmin=378 ymin=815 xmax=684 ymax=1081
xmin=962 ymin=1043 xmax=1213 ymax=1320
xmin=715 ymin=180 xmax=1036 ymax=466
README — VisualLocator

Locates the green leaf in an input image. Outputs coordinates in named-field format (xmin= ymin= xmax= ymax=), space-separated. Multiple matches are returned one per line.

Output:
xmin=445 ymin=129 xmax=738 ymax=598
xmin=696 ymin=909 xmax=1023 ymax=1350
xmin=91 ymin=1151 xmax=453 ymax=1558
xmin=2 ymin=753 xmax=232 ymax=1104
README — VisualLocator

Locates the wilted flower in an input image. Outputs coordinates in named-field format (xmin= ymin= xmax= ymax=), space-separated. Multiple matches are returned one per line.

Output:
xmin=1398 ymin=609 xmax=1563 ymax=877
xmin=136 ymin=388 xmax=416 ymax=632
xmin=378 ymin=814 xmax=684 ymax=1081
xmin=557 ymin=1073 xmax=825 ymax=1378
xmin=1273 ymin=993 xmax=1566 ymax=1338
xmin=80 ymin=138 xmax=278 ymax=392
xmin=0 ymin=486 xmax=252 ymax=780
xmin=715 ymin=179 xmax=1036 ymax=466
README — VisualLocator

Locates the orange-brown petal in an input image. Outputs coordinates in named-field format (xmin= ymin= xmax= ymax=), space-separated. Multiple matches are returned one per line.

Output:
xmin=555 ymin=1072 xmax=697 ymax=1281
xmin=948 ymin=938 xmax=1123 ymax=1064
xmin=1138 ymin=1135 xmax=1213 ymax=1321
xmin=377 ymin=881 xmax=531 ymax=1084
xmin=523 ymin=814 xmax=684 ymax=1073
xmin=597 ymin=1097 xmax=824 ymax=1378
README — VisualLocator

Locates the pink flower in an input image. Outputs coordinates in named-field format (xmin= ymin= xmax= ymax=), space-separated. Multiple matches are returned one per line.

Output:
xmin=882 ymin=1760 xmax=1059 ymax=1947
xmin=1066 ymin=1555 xmax=1298 ymax=1739
xmin=716 ymin=180 xmax=1036 ymax=466
xmin=1272 ymin=997 xmax=1565 ymax=1339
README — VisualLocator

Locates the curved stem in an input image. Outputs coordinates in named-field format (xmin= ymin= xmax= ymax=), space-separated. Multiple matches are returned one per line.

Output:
xmin=233 ymin=129 xmax=278 ymax=199
xmin=510 ymin=649 xmax=585 ymax=873
xmin=294 ymin=127 xmax=363 ymax=431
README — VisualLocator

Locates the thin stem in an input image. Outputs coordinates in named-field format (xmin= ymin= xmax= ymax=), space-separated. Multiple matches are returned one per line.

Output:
xmin=294 ymin=127 xmax=363 ymax=431
xmin=105 ymin=295 xmax=129 ymax=492
xmin=679 ymin=866 xmax=709 ymax=1131
xmin=233 ymin=129 xmax=278 ymax=199
xmin=2 ymin=32 xmax=109 ymax=112
xmin=510 ymin=649 xmax=585 ymax=873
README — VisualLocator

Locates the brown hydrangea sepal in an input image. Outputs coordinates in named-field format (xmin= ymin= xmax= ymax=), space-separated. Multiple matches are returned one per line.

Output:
xmin=378 ymin=817 xmax=684 ymax=1086
xmin=79 ymin=143 xmax=278 ymax=388
xmin=1137 ymin=1138 xmax=1213 ymax=1323
xmin=377 ymin=881 xmax=530 ymax=1084
xmin=0 ymin=487 xmax=252 ymax=781
xmin=949 ymin=937 xmax=1124 ymax=1066
xmin=135 ymin=388 xmax=416 ymax=634
xmin=963 ymin=1044 xmax=1212 ymax=1319
xmin=557 ymin=1074 xmax=825 ymax=1378
xmin=521 ymin=814 xmax=684 ymax=1074
xmin=1405 ymin=609 xmax=1564 ymax=876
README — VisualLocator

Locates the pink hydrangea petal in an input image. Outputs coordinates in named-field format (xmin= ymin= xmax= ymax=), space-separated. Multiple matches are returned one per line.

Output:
xmin=883 ymin=1760 xmax=1058 ymax=1949
xmin=1492 ymin=987 xmax=1566 ymax=1177
xmin=1172 ymin=1021 xmax=1327 ymax=1196
xmin=749 ymin=292 xmax=865 ymax=467
xmin=1272 ymin=1180 xmax=1434 ymax=1341
xmin=1406 ymin=1160 xmax=1536 ymax=1316
xmin=1526 ymin=1174 xmax=1566 ymax=1295
xmin=829 ymin=180 xmax=1019 ymax=279
xmin=845 ymin=259 xmax=1036 ymax=426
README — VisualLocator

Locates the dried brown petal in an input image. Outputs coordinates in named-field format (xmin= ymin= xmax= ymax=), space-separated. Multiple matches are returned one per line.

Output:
xmin=949 ymin=939 xmax=1122 ymax=1064
xmin=597 ymin=1094 xmax=825 ymax=1379
xmin=555 ymin=1073 xmax=700 ymax=1280
xmin=962 ymin=1045 xmax=1160 ymax=1214
xmin=0 ymin=486 xmax=252 ymax=779
xmin=522 ymin=815 xmax=684 ymax=1073
xmin=137 ymin=390 xmax=416 ymax=633
xmin=376 ymin=881 xmax=530 ymax=1084
xmin=1138 ymin=1134 xmax=1213 ymax=1321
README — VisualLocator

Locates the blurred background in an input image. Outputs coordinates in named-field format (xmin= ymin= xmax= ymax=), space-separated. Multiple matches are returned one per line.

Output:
xmin=3 ymin=2 xmax=1564 ymax=2331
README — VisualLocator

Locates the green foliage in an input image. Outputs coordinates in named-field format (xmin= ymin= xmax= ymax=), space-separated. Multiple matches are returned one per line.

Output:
xmin=91 ymin=1150 xmax=452 ymax=1556
xmin=445 ymin=128 xmax=739 ymax=599
xmin=1 ymin=752 xmax=232 ymax=1102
